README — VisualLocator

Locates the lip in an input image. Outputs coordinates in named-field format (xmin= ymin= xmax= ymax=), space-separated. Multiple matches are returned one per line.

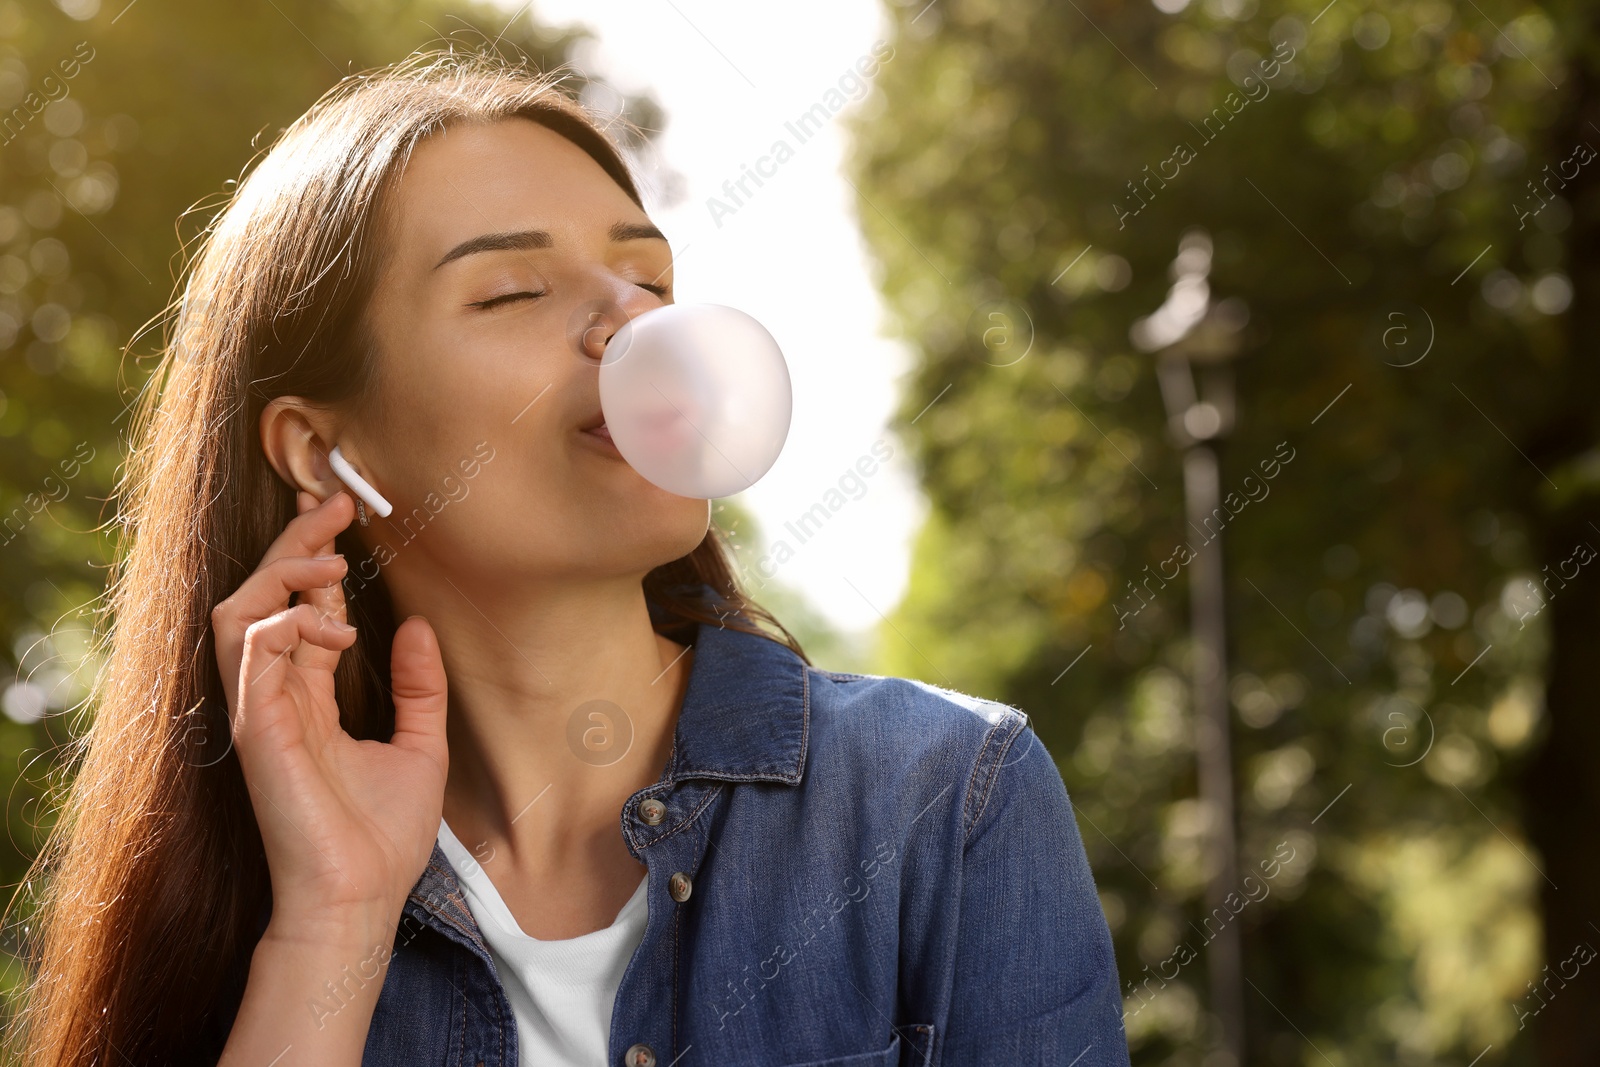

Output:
xmin=578 ymin=422 xmax=623 ymax=456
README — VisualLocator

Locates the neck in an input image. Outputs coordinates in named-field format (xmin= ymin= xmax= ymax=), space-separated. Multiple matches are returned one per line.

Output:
xmin=383 ymin=571 xmax=693 ymax=864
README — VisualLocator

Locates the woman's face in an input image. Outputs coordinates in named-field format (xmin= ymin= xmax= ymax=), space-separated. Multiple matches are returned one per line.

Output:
xmin=344 ymin=117 xmax=710 ymax=589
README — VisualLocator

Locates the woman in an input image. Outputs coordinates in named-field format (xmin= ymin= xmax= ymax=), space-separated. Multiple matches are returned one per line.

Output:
xmin=3 ymin=49 xmax=1128 ymax=1067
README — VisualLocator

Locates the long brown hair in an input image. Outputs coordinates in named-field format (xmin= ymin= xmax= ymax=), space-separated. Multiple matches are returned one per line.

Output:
xmin=2 ymin=47 xmax=806 ymax=1067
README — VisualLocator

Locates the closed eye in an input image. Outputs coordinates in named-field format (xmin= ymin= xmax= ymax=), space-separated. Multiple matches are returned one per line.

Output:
xmin=468 ymin=290 xmax=546 ymax=310
xmin=468 ymin=280 xmax=669 ymax=311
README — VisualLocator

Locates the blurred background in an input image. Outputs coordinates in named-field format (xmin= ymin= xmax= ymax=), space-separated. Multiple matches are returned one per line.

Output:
xmin=0 ymin=0 xmax=1592 ymax=1063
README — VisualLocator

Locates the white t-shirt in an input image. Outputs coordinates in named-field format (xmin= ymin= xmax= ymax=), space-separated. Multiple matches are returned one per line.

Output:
xmin=436 ymin=818 xmax=649 ymax=1067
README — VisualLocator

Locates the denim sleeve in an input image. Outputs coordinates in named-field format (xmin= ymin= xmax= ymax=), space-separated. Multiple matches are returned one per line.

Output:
xmin=940 ymin=711 xmax=1132 ymax=1065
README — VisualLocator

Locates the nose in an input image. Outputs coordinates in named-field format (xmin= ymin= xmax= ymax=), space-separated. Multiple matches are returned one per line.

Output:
xmin=574 ymin=273 xmax=667 ymax=363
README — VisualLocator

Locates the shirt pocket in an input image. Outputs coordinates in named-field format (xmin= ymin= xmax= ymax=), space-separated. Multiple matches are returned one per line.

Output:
xmin=777 ymin=1024 xmax=934 ymax=1066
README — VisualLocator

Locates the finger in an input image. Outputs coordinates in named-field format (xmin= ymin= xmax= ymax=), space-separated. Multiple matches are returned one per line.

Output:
xmin=214 ymin=553 xmax=349 ymax=708
xmin=215 ymin=491 xmax=355 ymax=744
xmin=389 ymin=616 xmax=449 ymax=773
xmin=291 ymin=490 xmax=350 ymax=655
xmin=258 ymin=489 xmax=356 ymax=573
xmin=216 ymin=554 xmax=349 ymax=630
xmin=288 ymin=564 xmax=352 ymax=671
xmin=236 ymin=603 xmax=359 ymax=736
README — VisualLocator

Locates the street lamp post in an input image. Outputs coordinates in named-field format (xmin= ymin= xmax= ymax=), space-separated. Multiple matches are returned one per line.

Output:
xmin=1135 ymin=227 xmax=1248 ymax=1065
xmin=1157 ymin=345 xmax=1242 ymax=1064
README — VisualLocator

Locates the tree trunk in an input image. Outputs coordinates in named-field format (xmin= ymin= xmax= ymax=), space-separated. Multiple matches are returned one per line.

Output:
xmin=1521 ymin=28 xmax=1600 ymax=1063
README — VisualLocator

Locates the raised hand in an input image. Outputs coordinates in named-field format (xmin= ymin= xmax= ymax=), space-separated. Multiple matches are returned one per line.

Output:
xmin=210 ymin=489 xmax=449 ymax=945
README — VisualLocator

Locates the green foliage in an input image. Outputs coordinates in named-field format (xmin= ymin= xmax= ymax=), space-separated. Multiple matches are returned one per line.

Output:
xmin=850 ymin=0 xmax=1576 ymax=1059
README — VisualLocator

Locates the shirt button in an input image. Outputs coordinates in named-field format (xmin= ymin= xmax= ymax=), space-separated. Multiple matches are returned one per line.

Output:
xmin=668 ymin=871 xmax=693 ymax=902
xmin=639 ymin=798 xmax=666 ymax=825
xmin=624 ymin=1043 xmax=657 ymax=1066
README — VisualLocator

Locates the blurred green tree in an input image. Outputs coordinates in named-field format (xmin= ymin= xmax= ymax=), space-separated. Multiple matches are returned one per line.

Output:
xmin=849 ymin=0 xmax=1582 ymax=1061
xmin=711 ymin=496 xmax=864 ymax=671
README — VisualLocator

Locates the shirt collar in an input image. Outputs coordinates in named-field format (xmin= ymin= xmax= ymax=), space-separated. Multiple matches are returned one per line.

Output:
xmin=664 ymin=613 xmax=809 ymax=786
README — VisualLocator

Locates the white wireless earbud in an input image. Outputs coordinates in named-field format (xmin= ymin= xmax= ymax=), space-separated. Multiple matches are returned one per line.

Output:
xmin=327 ymin=444 xmax=393 ymax=518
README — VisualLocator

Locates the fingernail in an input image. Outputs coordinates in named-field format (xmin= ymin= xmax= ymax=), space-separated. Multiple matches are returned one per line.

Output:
xmin=328 ymin=617 xmax=356 ymax=631
xmin=314 ymin=554 xmax=343 ymax=561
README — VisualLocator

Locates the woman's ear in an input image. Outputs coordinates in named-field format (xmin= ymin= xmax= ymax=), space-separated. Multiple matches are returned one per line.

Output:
xmin=259 ymin=397 xmax=344 ymax=499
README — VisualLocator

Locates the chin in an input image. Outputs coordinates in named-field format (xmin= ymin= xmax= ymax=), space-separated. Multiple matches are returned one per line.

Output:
xmin=664 ymin=496 xmax=714 ymax=554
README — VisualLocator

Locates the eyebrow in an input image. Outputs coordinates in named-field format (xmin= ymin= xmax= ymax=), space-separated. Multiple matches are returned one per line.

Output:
xmin=433 ymin=220 xmax=669 ymax=270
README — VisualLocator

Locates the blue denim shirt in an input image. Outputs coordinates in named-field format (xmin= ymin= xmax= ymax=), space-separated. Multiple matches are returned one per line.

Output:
xmin=271 ymin=612 xmax=1129 ymax=1066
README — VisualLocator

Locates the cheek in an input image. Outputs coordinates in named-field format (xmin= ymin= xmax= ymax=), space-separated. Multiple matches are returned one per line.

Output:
xmin=377 ymin=315 xmax=531 ymax=430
